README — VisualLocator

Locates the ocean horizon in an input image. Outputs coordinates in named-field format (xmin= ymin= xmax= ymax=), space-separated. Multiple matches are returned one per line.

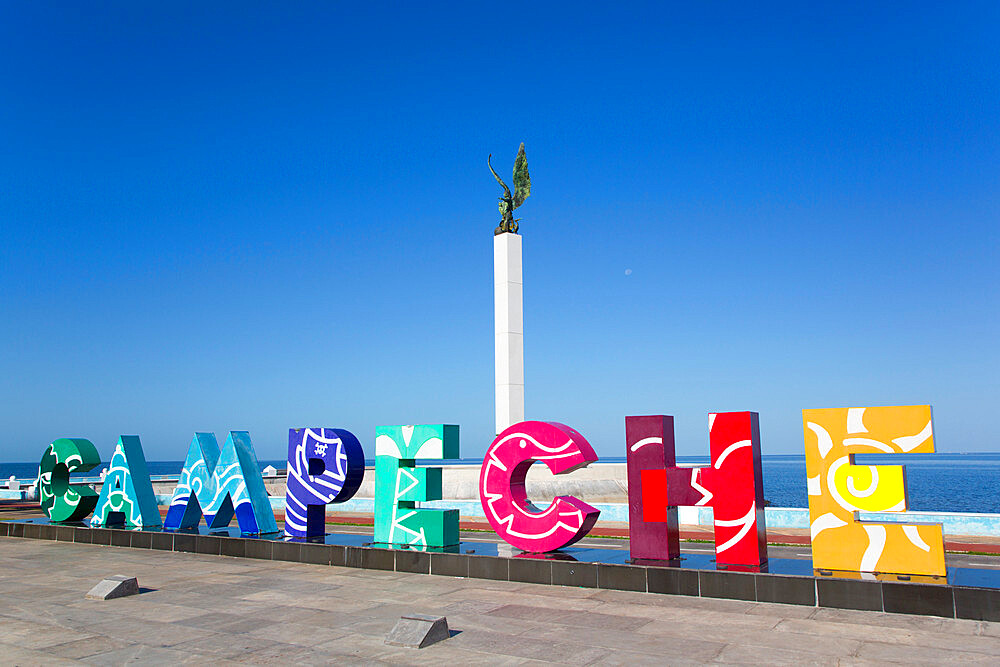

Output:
xmin=5 ymin=452 xmax=1000 ymax=513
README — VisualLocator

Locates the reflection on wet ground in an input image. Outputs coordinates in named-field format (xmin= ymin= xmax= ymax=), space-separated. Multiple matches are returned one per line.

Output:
xmin=6 ymin=517 xmax=996 ymax=588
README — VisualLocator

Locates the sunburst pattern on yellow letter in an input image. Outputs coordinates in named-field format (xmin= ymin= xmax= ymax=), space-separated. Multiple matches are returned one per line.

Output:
xmin=802 ymin=405 xmax=945 ymax=577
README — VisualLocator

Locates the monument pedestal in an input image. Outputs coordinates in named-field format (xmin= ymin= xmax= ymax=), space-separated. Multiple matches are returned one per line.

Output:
xmin=494 ymin=232 xmax=524 ymax=434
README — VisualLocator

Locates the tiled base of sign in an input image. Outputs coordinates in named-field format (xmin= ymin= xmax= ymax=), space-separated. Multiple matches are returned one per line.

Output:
xmin=3 ymin=519 xmax=999 ymax=621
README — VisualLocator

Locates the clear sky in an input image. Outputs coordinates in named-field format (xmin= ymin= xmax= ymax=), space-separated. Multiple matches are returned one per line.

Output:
xmin=1 ymin=2 xmax=997 ymax=462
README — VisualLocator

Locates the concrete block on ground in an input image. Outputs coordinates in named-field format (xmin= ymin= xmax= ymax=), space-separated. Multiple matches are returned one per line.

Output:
xmin=86 ymin=575 xmax=139 ymax=600
xmin=385 ymin=614 xmax=450 ymax=648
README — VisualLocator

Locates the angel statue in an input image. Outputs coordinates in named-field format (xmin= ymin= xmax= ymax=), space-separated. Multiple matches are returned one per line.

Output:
xmin=489 ymin=142 xmax=531 ymax=235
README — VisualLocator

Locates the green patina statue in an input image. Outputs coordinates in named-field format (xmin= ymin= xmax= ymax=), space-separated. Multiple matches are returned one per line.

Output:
xmin=489 ymin=142 xmax=531 ymax=235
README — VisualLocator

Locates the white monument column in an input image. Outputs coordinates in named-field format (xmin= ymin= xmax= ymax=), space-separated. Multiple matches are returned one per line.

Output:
xmin=494 ymin=232 xmax=524 ymax=434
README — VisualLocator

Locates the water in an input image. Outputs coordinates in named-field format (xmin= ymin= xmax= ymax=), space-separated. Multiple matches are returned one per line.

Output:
xmin=756 ymin=453 xmax=1000 ymax=514
xmin=4 ymin=454 xmax=1000 ymax=513
xmin=0 ymin=460 xmax=291 ymax=482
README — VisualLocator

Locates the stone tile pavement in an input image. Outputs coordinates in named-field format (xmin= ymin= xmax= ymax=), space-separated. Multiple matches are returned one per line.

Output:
xmin=2 ymin=537 xmax=1000 ymax=665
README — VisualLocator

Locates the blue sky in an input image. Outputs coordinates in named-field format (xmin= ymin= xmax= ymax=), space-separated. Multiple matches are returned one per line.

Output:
xmin=1 ymin=2 xmax=997 ymax=462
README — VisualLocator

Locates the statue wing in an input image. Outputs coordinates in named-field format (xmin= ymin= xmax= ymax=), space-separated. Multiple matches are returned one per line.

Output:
xmin=512 ymin=142 xmax=531 ymax=208
xmin=488 ymin=154 xmax=512 ymax=199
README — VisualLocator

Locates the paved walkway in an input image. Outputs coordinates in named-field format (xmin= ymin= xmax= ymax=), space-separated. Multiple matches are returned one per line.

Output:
xmin=3 ymin=538 xmax=1000 ymax=665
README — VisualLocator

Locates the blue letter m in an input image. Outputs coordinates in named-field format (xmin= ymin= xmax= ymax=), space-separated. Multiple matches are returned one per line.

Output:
xmin=164 ymin=432 xmax=278 ymax=535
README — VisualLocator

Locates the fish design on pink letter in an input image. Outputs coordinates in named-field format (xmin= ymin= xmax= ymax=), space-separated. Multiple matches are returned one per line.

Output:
xmin=480 ymin=421 xmax=600 ymax=552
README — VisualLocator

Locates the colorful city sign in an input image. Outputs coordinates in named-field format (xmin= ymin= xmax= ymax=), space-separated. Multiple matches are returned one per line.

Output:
xmin=34 ymin=405 xmax=943 ymax=577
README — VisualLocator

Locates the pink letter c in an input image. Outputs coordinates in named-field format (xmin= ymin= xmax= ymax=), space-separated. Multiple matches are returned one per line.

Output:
xmin=480 ymin=421 xmax=600 ymax=552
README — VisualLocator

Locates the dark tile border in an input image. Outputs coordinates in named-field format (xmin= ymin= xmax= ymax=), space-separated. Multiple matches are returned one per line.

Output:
xmin=299 ymin=543 xmax=330 ymax=565
xmin=647 ymin=566 xmax=699 ymax=596
xmin=150 ymin=532 xmax=173 ymax=551
xmin=130 ymin=531 xmax=152 ymax=549
xmin=469 ymin=555 xmax=509 ymax=582
xmin=552 ymin=561 xmax=598 ymax=589
xmin=509 ymin=558 xmax=552 ymax=585
xmin=598 ymin=563 xmax=647 ymax=592
xmin=329 ymin=544 xmax=346 ymax=567
xmin=195 ymin=535 xmax=222 ymax=556
xmin=361 ymin=548 xmax=395 ymax=571
xmin=754 ymin=574 xmax=816 ymax=606
xmin=172 ymin=533 xmax=197 ymax=553
xmin=882 ymin=582 xmax=954 ymax=618
xmin=344 ymin=545 xmax=364 ymax=568
xmin=431 ymin=552 xmax=469 ymax=578
xmin=955 ymin=587 xmax=1000 ymax=622
xmin=244 ymin=538 xmax=272 ymax=560
xmin=272 ymin=540 xmax=301 ymax=562
xmin=110 ymin=530 xmax=131 ymax=548
xmin=700 ymin=570 xmax=756 ymax=601
xmin=7 ymin=521 xmax=1000 ymax=621
xmin=220 ymin=536 xmax=247 ymax=558
xmin=396 ymin=550 xmax=431 ymax=575
xmin=816 ymin=578 xmax=883 ymax=612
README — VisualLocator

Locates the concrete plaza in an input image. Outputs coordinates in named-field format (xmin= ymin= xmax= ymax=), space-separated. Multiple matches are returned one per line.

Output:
xmin=3 ymin=538 xmax=1000 ymax=665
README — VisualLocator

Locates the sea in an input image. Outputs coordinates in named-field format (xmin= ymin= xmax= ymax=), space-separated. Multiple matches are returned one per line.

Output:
xmin=4 ymin=453 xmax=1000 ymax=513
